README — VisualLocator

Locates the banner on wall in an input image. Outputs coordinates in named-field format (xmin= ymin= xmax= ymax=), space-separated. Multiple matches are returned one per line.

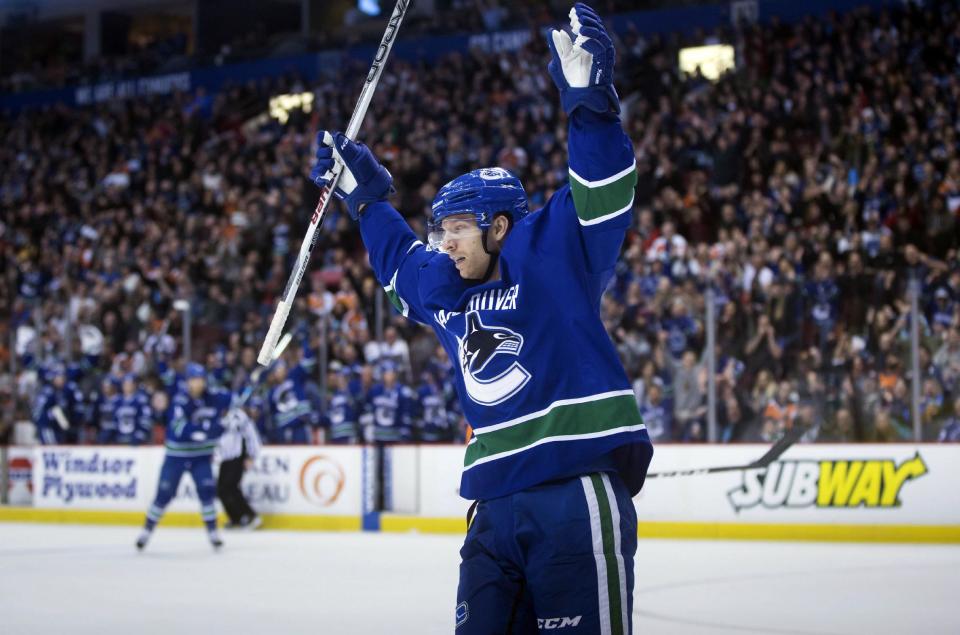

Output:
xmin=7 ymin=447 xmax=33 ymax=506
xmin=33 ymin=447 xmax=144 ymax=509
xmin=405 ymin=444 xmax=960 ymax=526
xmin=168 ymin=448 xmax=360 ymax=516
xmin=638 ymin=444 xmax=957 ymax=525
xmin=29 ymin=446 xmax=363 ymax=516
xmin=15 ymin=443 xmax=960 ymax=535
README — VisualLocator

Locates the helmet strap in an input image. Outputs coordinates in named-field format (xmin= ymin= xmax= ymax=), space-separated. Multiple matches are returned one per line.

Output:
xmin=477 ymin=212 xmax=515 ymax=283
xmin=478 ymin=228 xmax=498 ymax=282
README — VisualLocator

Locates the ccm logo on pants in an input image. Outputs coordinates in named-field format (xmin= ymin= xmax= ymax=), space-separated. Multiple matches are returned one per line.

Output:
xmin=538 ymin=616 xmax=582 ymax=629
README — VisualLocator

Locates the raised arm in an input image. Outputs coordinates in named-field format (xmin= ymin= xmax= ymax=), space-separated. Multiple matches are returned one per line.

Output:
xmin=310 ymin=131 xmax=443 ymax=325
xmin=548 ymin=4 xmax=637 ymax=274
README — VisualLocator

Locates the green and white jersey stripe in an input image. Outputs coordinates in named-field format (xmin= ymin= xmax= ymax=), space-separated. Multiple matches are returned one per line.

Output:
xmin=164 ymin=439 xmax=217 ymax=456
xmin=383 ymin=240 xmax=422 ymax=317
xmin=569 ymin=161 xmax=637 ymax=226
xmin=581 ymin=472 xmax=629 ymax=635
xmin=463 ymin=390 xmax=645 ymax=470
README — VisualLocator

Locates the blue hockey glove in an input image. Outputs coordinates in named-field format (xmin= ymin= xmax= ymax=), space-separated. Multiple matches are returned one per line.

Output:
xmin=547 ymin=3 xmax=620 ymax=116
xmin=310 ymin=130 xmax=394 ymax=220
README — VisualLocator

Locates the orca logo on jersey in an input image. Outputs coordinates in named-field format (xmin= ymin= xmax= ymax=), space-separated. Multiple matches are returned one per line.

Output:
xmin=457 ymin=311 xmax=531 ymax=406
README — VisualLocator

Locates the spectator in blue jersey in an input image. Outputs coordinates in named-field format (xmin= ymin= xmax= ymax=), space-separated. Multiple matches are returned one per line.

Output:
xmin=136 ymin=363 xmax=231 ymax=551
xmin=102 ymin=374 xmax=153 ymax=445
xmin=936 ymin=396 xmax=960 ymax=442
xmin=266 ymin=342 xmax=319 ymax=444
xmin=804 ymin=253 xmax=840 ymax=351
xmin=929 ymin=288 xmax=955 ymax=333
xmin=416 ymin=368 xmax=455 ymax=443
xmin=323 ymin=363 xmax=361 ymax=444
xmin=639 ymin=383 xmax=671 ymax=442
xmin=32 ymin=364 xmax=85 ymax=445
xmin=659 ymin=298 xmax=701 ymax=359
xmin=364 ymin=360 xmax=415 ymax=444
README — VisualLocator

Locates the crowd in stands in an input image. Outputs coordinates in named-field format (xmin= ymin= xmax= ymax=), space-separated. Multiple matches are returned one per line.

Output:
xmin=3 ymin=0 xmax=960 ymax=446
xmin=0 ymin=1 xmax=662 ymax=95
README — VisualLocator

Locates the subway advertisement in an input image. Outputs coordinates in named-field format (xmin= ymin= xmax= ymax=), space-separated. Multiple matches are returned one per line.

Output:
xmin=4 ymin=444 xmax=959 ymax=541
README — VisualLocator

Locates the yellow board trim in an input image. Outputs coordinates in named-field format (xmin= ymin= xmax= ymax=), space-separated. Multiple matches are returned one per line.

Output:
xmin=380 ymin=514 xmax=466 ymax=534
xmin=0 ymin=507 xmax=360 ymax=531
xmin=3 ymin=508 xmax=957 ymax=543
xmin=636 ymin=521 xmax=960 ymax=544
xmin=379 ymin=515 xmax=960 ymax=544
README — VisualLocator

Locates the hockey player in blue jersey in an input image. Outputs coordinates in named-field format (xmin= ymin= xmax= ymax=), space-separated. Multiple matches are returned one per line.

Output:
xmin=310 ymin=4 xmax=652 ymax=632
xmin=324 ymin=364 xmax=361 ymax=444
xmin=102 ymin=374 xmax=153 ymax=445
xmin=364 ymin=360 xmax=416 ymax=443
xmin=136 ymin=363 xmax=231 ymax=551
xmin=266 ymin=343 xmax=318 ymax=444
xmin=416 ymin=368 xmax=455 ymax=443
xmin=32 ymin=364 xmax=85 ymax=445
xmin=91 ymin=376 xmax=120 ymax=443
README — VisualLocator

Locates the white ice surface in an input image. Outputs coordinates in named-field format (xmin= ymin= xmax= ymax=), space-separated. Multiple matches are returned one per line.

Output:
xmin=0 ymin=523 xmax=958 ymax=634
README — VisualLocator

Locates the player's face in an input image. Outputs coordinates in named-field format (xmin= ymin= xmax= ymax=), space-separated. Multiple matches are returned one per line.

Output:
xmin=122 ymin=379 xmax=136 ymax=396
xmin=435 ymin=215 xmax=488 ymax=279
xmin=187 ymin=377 xmax=206 ymax=398
xmin=383 ymin=369 xmax=397 ymax=386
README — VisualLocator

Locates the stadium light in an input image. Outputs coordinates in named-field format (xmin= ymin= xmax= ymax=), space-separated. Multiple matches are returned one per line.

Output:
xmin=678 ymin=44 xmax=735 ymax=81
xmin=359 ymin=0 xmax=381 ymax=16
xmin=269 ymin=92 xmax=314 ymax=125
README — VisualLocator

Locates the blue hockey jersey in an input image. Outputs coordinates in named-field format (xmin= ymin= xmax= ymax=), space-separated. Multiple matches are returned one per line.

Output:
xmin=92 ymin=390 xmax=118 ymax=440
xmin=164 ymin=387 xmax=232 ymax=458
xmin=267 ymin=349 xmax=318 ymax=441
xmin=33 ymin=382 xmax=85 ymax=445
xmin=359 ymin=109 xmax=653 ymax=500
xmin=417 ymin=381 xmax=454 ymax=442
xmin=105 ymin=392 xmax=154 ymax=445
xmin=325 ymin=390 xmax=360 ymax=443
xmin=366 ymin=382 xmax=416 ymax=443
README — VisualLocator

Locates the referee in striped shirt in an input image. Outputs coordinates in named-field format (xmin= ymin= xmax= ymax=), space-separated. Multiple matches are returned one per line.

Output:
xmin=217 ymin=407 xmax=262 ymax=529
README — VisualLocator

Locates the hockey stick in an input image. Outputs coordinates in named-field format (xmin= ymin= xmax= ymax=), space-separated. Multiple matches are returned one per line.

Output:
xmin=238 ymin=332 xmax=292 ymax=407
xmin=645 ymin=423 xmax=807 ymax=479
xmin=51 ymin=405 xmax=70 ymax=432
xmin=257 ymin=0 xmax=411 ymax=367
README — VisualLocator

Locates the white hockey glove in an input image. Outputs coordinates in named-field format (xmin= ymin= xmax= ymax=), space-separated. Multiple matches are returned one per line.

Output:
xmin=310 ymin=130 xmax=394 ymax=220
xmin=547 ymin=3 xmax=620 ymax=116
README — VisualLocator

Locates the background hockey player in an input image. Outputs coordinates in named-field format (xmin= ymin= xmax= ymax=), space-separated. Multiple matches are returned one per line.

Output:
xmin=101 ymin=374 xmax=154 ymax=446
xmin=217 ymin=405 xmax=262 ymax=530
xmin=32 ymin=363 xmax=85 ymax=445
xmin=90 ymin=375 xmax=119 ymax=444
xmin=309 ymin=4 xmax=652 ymax=632
xmin=266 ymin=340 xmax=319 ymax=444
xmin=416 ymin=367 xmax=455 ymax=443
xmin=137 ymin=362 xmax=231 ymax=551
xmin=323 ymin=363 xmax=361 ymax=444
xmin=364 ymin=360 xmax=415 ymax=444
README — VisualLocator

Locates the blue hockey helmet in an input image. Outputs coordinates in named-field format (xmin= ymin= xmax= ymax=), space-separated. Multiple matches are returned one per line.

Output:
xmin=428 ymin=167 xmax=529 ymax=251
xmin=185 ymin=362 xmax=206 ymax=380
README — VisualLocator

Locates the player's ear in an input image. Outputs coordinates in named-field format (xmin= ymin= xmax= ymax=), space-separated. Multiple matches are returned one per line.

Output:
xmin=491 ymin=213 xmax=511 ymax=242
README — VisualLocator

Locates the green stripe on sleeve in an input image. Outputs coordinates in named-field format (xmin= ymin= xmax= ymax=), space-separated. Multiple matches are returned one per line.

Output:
xmin=569 ymin=165 xmax=637 ymax=225
xmin=384 ymin=269 xmax=409 ymax=317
